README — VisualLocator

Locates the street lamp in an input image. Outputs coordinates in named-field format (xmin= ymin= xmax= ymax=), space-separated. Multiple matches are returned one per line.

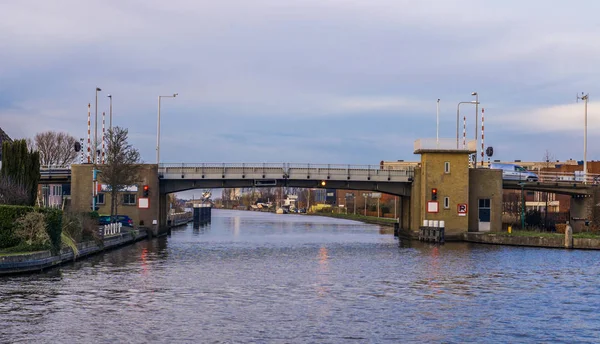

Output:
xmin=107 ymin=94 xmax=113 ymax=131
xmin=456 ymin=100 xmax=479 ymax=149
xmin=156 ymin=93 xmax=178 ymax=164
xmin=577 ymin=92 xmax=589 ymax=183
xmin=94 ymin=87 xmax=101 ymax=164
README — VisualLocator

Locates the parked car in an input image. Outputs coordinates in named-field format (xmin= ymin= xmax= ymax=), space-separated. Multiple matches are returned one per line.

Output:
xmin=489 ymin=163 xmax=538 ymax=182
xmin=98 ymin=215 xmax=134 ymax=227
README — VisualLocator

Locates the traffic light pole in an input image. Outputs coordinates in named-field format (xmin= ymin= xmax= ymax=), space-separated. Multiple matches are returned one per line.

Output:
xmin=92 ymin=169 xmax=99 ymax=212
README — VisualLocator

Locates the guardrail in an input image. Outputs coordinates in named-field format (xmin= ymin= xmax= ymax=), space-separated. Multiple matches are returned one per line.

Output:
xmin=101 ymin=223 xmax=122 ymax=237
xmin=158 ymin=163 xmax=414 ymax=176
xmin=537 ymin=172 xmax=600 ymax=184
xmin=40 ymin=165 xmax=71 ymax=170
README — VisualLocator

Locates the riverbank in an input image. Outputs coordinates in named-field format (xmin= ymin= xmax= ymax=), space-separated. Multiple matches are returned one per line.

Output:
xmin=305 ymin=212 xmax=397 ymax=226
xmin=464 ymin=231 xmax=600 ymax=250
xmin=0 ymin=229 xmax=148 ymax=276
xmin=307 ymin=212 xmax=600 ymax=250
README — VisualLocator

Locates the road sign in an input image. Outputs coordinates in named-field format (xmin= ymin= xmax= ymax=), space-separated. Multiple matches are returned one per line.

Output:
xmin=427 ymin=201 xmax=439 ymax=213
xmin=458 ymin=203 xmax=468 ymax=216
xmin=139 ymin=197 xmax=149 ymax=209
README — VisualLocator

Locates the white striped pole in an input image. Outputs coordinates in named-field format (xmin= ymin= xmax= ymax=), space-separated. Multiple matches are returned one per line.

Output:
xmin=481 ymin=108 xmax=485 ymax=167
xmin=87 ymin=104 xmax=91 ymax=163
xmin=102 ymin=111 xmax=106 ymax=164
xmin=79 ymin=138 xmax=84 ymax=164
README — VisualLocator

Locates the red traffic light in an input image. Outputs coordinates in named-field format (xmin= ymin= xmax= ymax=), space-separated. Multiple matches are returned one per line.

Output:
xmin=143 ymin=185 xmax=149 ymax=191
xmin=431 ymin=188 xmax=438 ymax=200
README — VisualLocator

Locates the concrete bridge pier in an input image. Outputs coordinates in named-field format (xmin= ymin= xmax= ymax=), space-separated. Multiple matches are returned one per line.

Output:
xmin=570 ymin=193 xmax=596 ymax=232
xmin=401 ymin=196 xmax=411 ymax=230
xmin=158 ymin=192 xmax=169 ymax=236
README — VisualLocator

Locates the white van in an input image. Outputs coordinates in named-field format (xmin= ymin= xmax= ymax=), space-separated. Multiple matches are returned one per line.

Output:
xmin=489 ymin=163 xmax=538 ymax=182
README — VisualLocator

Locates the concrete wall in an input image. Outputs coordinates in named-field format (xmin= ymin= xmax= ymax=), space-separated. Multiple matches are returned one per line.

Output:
xmin=410 ymin=166 xmax=422 ymax=233
xmin=468 ymin=168 xmax=503 ymax=232
xmin=570 ymin=194 xmax=594 ymax=232
xmin=71 ymin=164 xmax=159 ymax=230
xmin=419 ymin=152 xmax=470 ymax=237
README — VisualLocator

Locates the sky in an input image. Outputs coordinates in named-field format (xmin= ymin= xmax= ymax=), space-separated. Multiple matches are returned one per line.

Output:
xmin=2 ymin=0 xmax=600 ymax=168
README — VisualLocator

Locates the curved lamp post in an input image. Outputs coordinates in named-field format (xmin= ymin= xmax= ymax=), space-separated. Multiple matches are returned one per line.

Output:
xmin=156 ymin=93 xmax=178 ymax=164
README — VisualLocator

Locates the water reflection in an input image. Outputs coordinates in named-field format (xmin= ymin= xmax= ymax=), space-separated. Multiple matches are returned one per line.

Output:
xmin=1 ymin=209 xmax=600 ymax=343
xmin=316 ymin=246 xmax=329 ymax=297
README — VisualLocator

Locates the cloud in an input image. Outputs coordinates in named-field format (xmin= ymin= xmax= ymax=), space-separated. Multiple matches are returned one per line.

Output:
xmin=495 ymin=101 xmax=599 ymax=133
xmin=2 ymin=0 xmax=600 ymax=166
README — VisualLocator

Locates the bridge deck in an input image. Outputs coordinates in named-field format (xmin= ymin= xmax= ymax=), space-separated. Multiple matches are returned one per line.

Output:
xmin=158 ymin=163 xmax=414 ymax=183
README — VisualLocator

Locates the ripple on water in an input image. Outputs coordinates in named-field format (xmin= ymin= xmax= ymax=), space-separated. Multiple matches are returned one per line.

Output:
xmin=1 ymin=209 xmax=600 ymax=343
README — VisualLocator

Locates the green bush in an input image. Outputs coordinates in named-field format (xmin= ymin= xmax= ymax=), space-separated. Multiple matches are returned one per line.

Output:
xmin=0 ymin=205 xmax=34 ymax=249
xmin=0 ymin=205 xmax=62 ymax=253
xmin=40 ymin=208 xmax=63 ymax=254
xmin=14 ymin=212 xmax=50 ymax=248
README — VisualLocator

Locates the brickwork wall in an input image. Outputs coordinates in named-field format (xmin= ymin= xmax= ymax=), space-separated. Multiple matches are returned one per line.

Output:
xmin=71 ymin=164 xmax=159 ymax=229
xmin=468 ymin=168 xmax=503 ymax=232
xmin=419 ymin=152 xmax=470 ymax=236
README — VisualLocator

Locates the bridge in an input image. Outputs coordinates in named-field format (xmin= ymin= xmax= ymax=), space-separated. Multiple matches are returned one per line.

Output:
xmin=40 ymin=166 xmax=72 ymax=184
xmin=158 ymin=163 xmax=414 ymax=196
xmin=50 ymin=156 xmax=600 ymax=237
xmin=502 ymin=171 xmax=600 ymax=196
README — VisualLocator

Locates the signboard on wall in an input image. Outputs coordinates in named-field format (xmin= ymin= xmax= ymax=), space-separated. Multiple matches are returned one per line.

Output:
xmin=100 ymin=184 xmax=139 ymax=192
xmin=427 ymin=201 xmax=439 ymax=213
xmin=138 ymin=197 xmax=149 ymax=209
xmin=458 ymin=203 xmax=468 ymax=216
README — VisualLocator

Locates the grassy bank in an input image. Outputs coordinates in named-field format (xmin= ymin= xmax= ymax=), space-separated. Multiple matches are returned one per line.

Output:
xmin=487 ymin=230 xmax=600 ymax=239
xmin=307 ymin=212 xmax=398 ymax=226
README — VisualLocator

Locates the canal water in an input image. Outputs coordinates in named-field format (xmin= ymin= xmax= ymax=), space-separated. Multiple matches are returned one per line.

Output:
xmin=1 ymin=210 xmax=600 ymax=343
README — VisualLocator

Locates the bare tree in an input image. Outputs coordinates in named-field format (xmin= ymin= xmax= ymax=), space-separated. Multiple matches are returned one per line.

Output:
xmin=98 ymin=127 xmax=141 ymax=219
xmin=31 ymin=131 xmax=78 ymax=166
xmin=0 ymin=176 xmax=29 ymax=205
xmin=168 ymin=194 xmax=183 ymax=213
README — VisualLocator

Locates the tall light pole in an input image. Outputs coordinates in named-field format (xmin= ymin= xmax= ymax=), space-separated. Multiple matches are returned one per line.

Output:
xmin=156 ymin=93 xmax=178 ymax=164
xmin=94 ymin=87 xmax=101 ymax=164
xmin=107 ymin=94 xmax=113 ymax=131
xmin=472 ymin=92 xmax=479 ymax=166
xmin=456 ymin=100 xmax=479 ymax=149
xmin=436 ymin=99 xmax=440 ymax=147
xmin=577 ymin=92 xmax=589 ymax=183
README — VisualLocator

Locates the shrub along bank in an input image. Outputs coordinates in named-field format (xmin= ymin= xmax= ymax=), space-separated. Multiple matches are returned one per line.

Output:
xmin=0 ymin=205 xmax=62 ymax=254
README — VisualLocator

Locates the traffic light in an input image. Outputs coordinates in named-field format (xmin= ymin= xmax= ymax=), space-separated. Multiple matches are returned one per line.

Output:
xmin=143 ymin=185 xmax=149 ymax=197
xmin=431 ymin=188 xmax=438 ymax=201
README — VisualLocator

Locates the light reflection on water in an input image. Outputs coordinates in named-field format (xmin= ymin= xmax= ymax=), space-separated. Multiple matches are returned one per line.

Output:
xmin=1 ymin=209 xmax=600 ymax=343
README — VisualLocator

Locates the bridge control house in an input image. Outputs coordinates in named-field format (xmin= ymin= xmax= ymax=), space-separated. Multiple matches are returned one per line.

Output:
xmin=409 ymin=139 xmax=502 ymax=239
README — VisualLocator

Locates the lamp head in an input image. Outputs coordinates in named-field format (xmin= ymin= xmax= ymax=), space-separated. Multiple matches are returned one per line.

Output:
xmin=96 ymin=87 xmax=102 ymax=92
xmin=471 ymin=92 xmax=477 ymax=96
xmin=173 ymin=93 xmax=178 ymax=97
xmin=107 ymin=94 xmax=112 ymax=98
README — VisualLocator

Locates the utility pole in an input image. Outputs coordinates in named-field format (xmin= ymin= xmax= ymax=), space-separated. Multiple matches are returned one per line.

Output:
xmin=577 ymin=92 xmax=589 ymax=183
xmin=472 ymin=92 xmax=479 ymax=167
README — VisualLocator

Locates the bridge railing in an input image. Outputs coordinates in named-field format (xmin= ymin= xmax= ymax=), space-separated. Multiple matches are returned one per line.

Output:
xmin=158 ymin=163 xmax=414 ymax=178
xmin=537 ymin=171 xmax=600 ymax=184
xmin=40 ymin=165 xmax=71 ymax=170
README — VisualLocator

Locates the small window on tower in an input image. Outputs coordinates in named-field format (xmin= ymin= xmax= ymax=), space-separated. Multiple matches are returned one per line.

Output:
xmin=444 ymin=162 xmax=450 ymax=174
